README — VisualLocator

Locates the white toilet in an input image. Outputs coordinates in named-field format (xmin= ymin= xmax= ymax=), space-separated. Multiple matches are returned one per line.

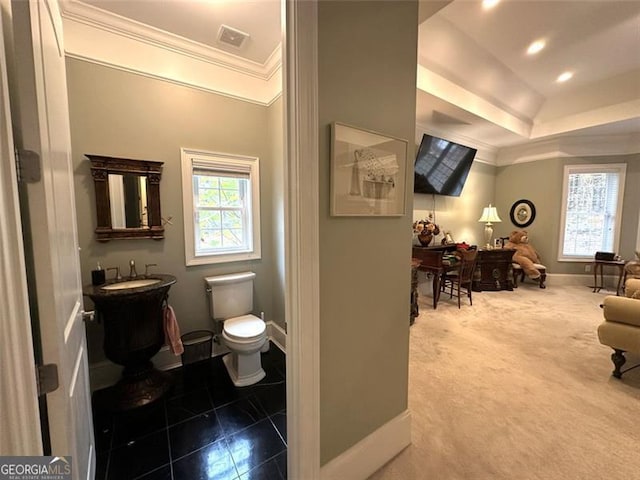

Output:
xmin=204 ymin=272 xmax=268 ymax=387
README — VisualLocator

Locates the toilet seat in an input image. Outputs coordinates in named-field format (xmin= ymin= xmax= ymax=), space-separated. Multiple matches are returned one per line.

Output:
xmin=223 ymin=314 xmax=265 ymax=342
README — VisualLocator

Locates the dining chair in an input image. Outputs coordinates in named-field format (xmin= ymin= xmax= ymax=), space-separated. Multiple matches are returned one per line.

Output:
xmin=441 ymin=249 xmax=479 ymax=308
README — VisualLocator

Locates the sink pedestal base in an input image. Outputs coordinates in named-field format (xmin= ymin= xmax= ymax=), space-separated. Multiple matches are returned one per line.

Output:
xmin=83 ymin=274 xmax=178 ymax=411
xmin=110 ymin=362 xmax=172 ymax=411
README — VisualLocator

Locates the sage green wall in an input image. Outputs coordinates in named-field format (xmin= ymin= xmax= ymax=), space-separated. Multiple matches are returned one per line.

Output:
xmin=66 ymin=58 xmax=283 ymax=365
xmin=495 ymin=154 xmax=640 ymax=274
xmin=413 ymin=162 xmax=497 ymax=247
xmin=318 ymin=0 xmax=418 ymax=465
xmin=267 ymin=96 xmax=285 ymax=330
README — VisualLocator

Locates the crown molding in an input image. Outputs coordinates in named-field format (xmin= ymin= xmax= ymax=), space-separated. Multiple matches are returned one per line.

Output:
xmin=496 ymin=132 xmax=640 ymax=166
xmin=59 ymin=0 xmax=282 ymax=81
xmin=531 ymin=99 xmax=640 ymax=140
xmin=267 ymin=91 xmax=283 ymax=107
xmin=417 ymin=65 xmax=533 ymax=139
xmin=417 ymin=63 xmax=640 ymax=167
xmin=66 ymin=52 xmax=277 ymax=107
xmin=419 ymin=58 xmax=542 ymax=126
xmin=263 ymin=44 xmax=283 ymax=81
xmin=415 ymin=122 xmax=640 ymax=168
xmin=61 ymin=3 xmax=282 ymax=105
xmin=417 ymin=62 xmax=640 ymax=166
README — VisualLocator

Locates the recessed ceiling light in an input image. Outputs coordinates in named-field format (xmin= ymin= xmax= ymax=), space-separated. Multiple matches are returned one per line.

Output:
xmin=557 ymin=71 xmax=573 ymax=83
xmin=527 ymin=40 xmax=546 ymax=55
xmin=482 ymin=0 xmax=501 ymax=10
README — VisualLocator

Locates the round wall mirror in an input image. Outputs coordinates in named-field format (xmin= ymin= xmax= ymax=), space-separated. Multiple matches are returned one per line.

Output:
xmin=509 ymin=199 xmax=536 ymax=228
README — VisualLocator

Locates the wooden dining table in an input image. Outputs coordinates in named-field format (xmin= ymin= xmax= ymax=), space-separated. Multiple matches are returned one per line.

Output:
xmin=412 ymin=245 xmax=459 ymax=309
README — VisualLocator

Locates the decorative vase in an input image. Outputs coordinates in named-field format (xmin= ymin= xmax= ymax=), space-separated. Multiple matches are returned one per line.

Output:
xmin=418 ymin=233 xmax=433 ymax=246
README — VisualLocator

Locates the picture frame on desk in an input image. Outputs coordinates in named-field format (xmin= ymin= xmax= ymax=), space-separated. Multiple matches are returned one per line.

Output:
xmin=493 ymin=238 xmax=504 ymax=249
xmin=330 ymin=122 xmax=408 ymax=217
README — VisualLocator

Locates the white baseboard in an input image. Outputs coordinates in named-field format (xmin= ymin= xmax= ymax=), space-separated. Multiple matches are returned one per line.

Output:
xmin=544 ymin=273 xmax=590 ymax=286
xmin=267 ymin=320 xmax=287 ymax=352
xmin=88 ymin=344 xmax=193 ymax=392
xmin=546 ymin=273 xmax=621 ymax=287
xmin=89 ymin=320 xmax=286 ymax=392
xmin=320 ymin=409 xmax=411 ymax=480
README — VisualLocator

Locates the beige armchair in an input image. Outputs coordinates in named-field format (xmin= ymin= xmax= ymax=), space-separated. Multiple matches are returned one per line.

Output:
xmin=597 ymin=279 xmax=640 ymax=378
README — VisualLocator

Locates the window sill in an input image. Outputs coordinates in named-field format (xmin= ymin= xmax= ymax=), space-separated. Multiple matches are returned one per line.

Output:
xmin=557 ymin=257 xmax=595 ymax=263
xmin=187 ymin=251 xmax=261 ymax=266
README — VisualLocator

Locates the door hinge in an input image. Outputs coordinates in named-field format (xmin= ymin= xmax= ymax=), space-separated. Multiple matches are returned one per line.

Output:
xmin=14 ymin=148 xmax=41 ymax=183
xmin=36 ymin=363 xmax=59 ymax=396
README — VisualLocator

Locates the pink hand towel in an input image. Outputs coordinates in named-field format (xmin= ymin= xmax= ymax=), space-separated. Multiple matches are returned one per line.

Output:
xmin=163 ymin=305 xmax=184 ymax=355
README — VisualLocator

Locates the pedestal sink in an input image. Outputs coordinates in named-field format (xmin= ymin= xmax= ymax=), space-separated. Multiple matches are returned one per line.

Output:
xmin=84 ymin=274 xmax=177 ymax=411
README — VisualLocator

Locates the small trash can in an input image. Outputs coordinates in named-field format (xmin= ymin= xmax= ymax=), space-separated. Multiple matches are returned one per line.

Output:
xmin=181 ymin=330 xmax=214 ymax=366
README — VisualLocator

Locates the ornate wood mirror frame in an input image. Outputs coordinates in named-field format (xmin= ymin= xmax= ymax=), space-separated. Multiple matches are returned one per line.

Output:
xmin=88 ymin=154 xmax=164 ymax=241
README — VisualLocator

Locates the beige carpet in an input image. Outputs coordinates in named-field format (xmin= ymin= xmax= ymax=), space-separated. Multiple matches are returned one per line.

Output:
xmin=369 ymin=281 xmax=640 ymax=480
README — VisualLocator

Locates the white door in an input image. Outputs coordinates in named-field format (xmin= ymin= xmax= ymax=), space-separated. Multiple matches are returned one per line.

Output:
xmin=8 ymin=0 xmax=95 ymax=477
xmin=0 ymin=13 xmax=42 ymax=457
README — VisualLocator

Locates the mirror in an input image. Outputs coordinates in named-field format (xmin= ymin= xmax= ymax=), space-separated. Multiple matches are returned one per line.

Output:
xmin=88 ymin=154 xmax=164 ymax=241
xmin=108 ymin=174 xmax=149 ymax=229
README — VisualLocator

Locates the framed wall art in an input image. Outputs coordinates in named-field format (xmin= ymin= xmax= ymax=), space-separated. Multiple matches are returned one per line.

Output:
xmin=330 ymin=122 xmax=408 ymax=216
xmin=510 ymin=199 xmax=536 ymax=228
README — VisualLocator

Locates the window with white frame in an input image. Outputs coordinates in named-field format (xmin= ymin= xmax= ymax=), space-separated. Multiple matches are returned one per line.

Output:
xmin=181 ymin=148 xmax=261 ymax=265
xmin=558 ymin=163 xmax=626 ymax=261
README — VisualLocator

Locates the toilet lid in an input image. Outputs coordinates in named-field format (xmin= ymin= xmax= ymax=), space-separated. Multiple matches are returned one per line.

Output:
xmin=224 ymin=314 xmax=265 ymax=341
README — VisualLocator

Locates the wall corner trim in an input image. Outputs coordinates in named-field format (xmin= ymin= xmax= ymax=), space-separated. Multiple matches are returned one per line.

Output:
xmin=284 ymin=0 xmax=321 ymax=478
xmin=320 ymin=410 xmax=412 ymax=480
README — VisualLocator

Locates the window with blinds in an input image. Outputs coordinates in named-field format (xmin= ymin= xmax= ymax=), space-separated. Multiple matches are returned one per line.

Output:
xmin=558 ymin=163 xmax=626 ymax=261
xmin=181 ymin=149 xmax=261 ymax=265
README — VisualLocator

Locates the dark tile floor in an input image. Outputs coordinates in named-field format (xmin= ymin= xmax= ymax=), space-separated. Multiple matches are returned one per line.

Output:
xmin=93 ymin=344 xmax=287 ymax=480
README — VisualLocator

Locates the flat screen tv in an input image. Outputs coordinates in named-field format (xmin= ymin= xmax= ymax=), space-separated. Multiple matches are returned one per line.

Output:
xmin=414 ymin=134 xmax=476 ymax=196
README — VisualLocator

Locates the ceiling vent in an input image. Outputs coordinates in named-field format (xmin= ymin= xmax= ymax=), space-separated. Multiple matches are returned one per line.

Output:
xmin=217 ymin=25 xmax=250 ymax=49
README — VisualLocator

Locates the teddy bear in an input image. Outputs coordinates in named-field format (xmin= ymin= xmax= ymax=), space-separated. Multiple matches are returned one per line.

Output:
xmin=504 ymin=230 xmax=542 ymax=279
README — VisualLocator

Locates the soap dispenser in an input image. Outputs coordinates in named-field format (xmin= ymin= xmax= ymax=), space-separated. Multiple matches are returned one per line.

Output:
xmin=91 ymin=262 xmax=106 ymax=286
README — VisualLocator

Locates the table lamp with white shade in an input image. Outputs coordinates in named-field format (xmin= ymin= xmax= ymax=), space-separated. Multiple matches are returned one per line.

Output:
xmin=478 ymin=204 xmax=502 ymax=249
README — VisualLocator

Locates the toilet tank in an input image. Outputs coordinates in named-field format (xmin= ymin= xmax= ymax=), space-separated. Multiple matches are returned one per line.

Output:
xmin=204 ymin=271 xmax=256 ymax=320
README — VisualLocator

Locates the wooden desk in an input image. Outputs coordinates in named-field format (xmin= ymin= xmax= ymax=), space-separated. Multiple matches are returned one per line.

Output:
xmin=472 ymin=249 xmax=515 ymax=292
xmin=412 ymin=244 xmax=457 ymax=257
xmin=593 ymin=259 xmax=625 ymax=295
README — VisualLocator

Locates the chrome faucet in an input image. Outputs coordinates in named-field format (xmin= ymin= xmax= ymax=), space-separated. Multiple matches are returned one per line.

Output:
xmin=107 ymin=267 xmax=121 ymax=281
xmin=129 ymin=260 xmax=137 ymax=279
